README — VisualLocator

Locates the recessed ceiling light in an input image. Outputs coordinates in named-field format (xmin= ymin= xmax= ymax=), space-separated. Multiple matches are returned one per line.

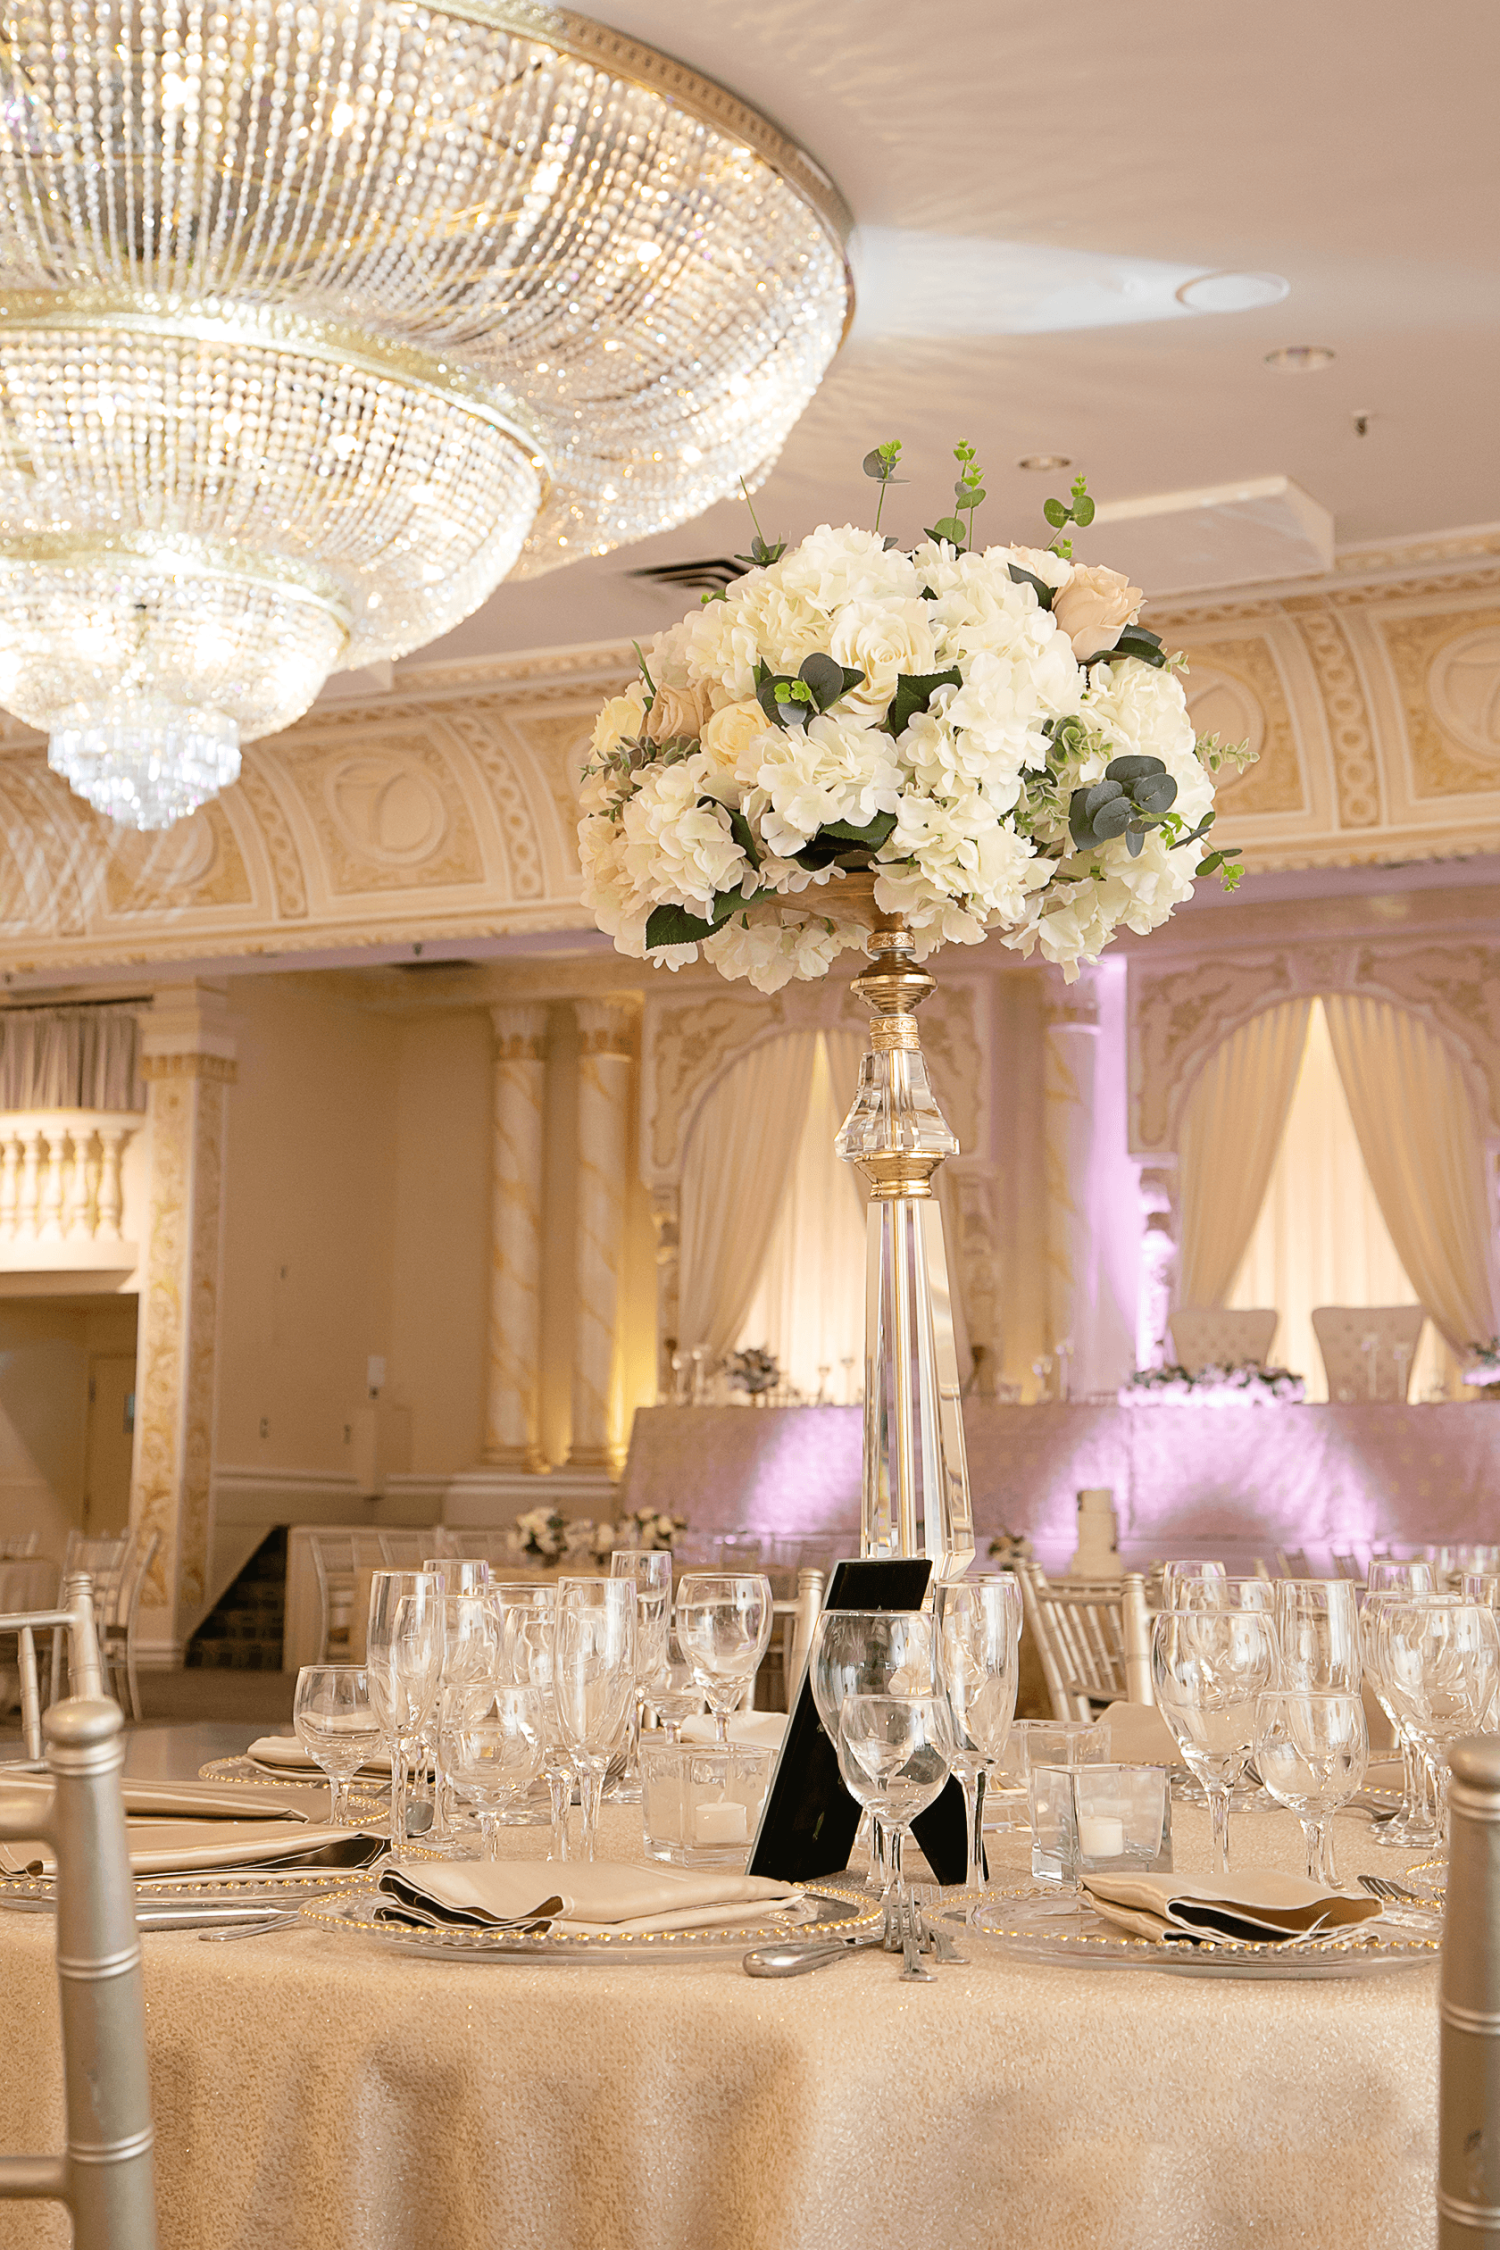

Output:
xmin=1176 ymin=270 xmax=1289 ymax=313
xmin=1018 ymin=453 xmax=1071 ymax=471
xmin=1264 ymin=345 xmax=1336 ymax=372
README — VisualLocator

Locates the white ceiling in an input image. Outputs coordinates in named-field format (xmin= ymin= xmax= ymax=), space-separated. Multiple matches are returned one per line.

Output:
xmin=405 ymin=0 xmax=1500 ymax=668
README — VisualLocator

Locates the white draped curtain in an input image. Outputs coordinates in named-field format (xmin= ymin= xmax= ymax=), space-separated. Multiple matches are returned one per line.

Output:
xmin=1322 ymin=995 xmax=1500 ymax=1356
xmin=1177 ymin=998 xmax=1312 ymax=1309
xmin=1228 ymin=1000 xmax=1448 ymax=1400
xmin=0 ymin=1005 xmax=143 ymax=1111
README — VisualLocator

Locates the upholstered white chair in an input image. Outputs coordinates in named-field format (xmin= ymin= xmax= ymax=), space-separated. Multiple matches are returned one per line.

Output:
xmin=1169 ymin=1307 xmax=1278 ymax=1374
xmin=0 ymin=1696 xmax=157 ymax=2249
xmin=1018 ymin=1563 xmax=1154 ymax=1720
xmin=1312 ymin=1305 xmax=1427 ymax=1401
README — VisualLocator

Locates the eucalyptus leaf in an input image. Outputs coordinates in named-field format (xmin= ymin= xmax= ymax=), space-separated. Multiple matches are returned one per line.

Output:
xmin=1043 ymin=497 xmax=1069 ymax=528
xmin=1092 ymin=796 xmax=1134 ymax=839
xmin=1133 ymin=773 xmax=1179 ymax=818
xmin=1072 ymin=495 xmax=1096 ymax=527
xmin=798 ymin=652 xmax=863 ymax=711
xmin=930 ymin=515 xmax=967 ymax=544
xmin=882 ymin=665 xmax=963 ymax=739
xmin=1126 ymin=825 xmax=1145 ymax=857
xmin=1104 ymin=754 xmax=1166 ymax=783
xmin=1083 ymin=779 xmax=1125 ymax=817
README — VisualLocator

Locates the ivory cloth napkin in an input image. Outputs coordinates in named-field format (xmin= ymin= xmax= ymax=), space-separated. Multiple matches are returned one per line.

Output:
xmin=378 ymin=1856 xmax=802 ymax=1936
xmin=1083 ymin=1869 xmax=1385 ymax=1946
xmin=0 ymin=1818 xmax=371 ymax=1879
xmin=1091 ymin=1702 xmax=1180 ymax=1768
xmin=678 ymin=1712 xmax=788 ymax=1750
xmin=0 ymin=1770 xmax=314 ymax=1821
xmin=248 ymin=1735 xmax=388 ymax=1780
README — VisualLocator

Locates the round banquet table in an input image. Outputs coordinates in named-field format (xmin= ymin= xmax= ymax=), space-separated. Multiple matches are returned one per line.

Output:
xmin=0 ymin=1792 xmax=1440 ymax=2250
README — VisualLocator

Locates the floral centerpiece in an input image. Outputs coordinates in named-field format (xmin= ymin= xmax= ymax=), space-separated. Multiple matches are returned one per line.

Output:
xmin=617 ymin=1505 xmax=689 ymax=1551
xmin=1119 ymin=1362 xmax=1306 ymax=1408
xmin=509 ymin=1508 xmax=620 ymax=1564
xmin=580 ymin=444 xmax=1249 ymax=994
xmin=1463 ymin=1340 xmax=1500 ymax=1391
xmin=725 ymin=1345 xmax=780 ymax=1397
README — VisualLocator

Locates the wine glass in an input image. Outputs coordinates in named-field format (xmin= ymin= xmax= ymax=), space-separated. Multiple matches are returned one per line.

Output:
xmin=610 ymin=1550 xmax=673 ymax=1798
xmin=1255 ymin=1689 xmax=1368 ymax=1884
xmin=440 ymin=1683 xmax=544 ymax=1857
xmin=366 ymin=1570 xmax=442 ymax=1847
xmin=1360 ymin=1590 xmax=1439 ymax=1849
xmin=1368 ymin=1559 xmax=1435 ymax=1595
xmin=810 ymin=1610 xmax=935 ymax=1896
xmin=424 ymin=1556 xmax=491 ymax=1594
xmin=1160 ymin=1560 xmax=1228 ymax=1602
xmin=642 ymin=1622 xmax=706 ymax=1743
xmin=934 ymin=1575 xmax=1021 ymax=1892
xmin=552 ymin=1578 xmax=636 ymax=1862
xmin=839 ymin=1693 xmax=951 ymax=1969
xmin=1171 ymin=1578 xmax=1274 ymax=1612
xmin=292 ymin=1665 xmax=380 ymax=1826
xmin=674 ymin=1573 xmax=773 ymax=1741
xmin=1273 ymin=1579 xmax=1361 ymax=1690
xmin=1151 ymin=1606 xmax=1275 ymax=1874
xmin=1376 ymin=1596 xmax=1500 ymax=1842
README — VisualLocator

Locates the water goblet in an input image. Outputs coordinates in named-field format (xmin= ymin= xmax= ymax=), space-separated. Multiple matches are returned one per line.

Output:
xmin=1160 ymin=1561 xmax=1228 ymax=1602
xmin=809 ymin=1610 xmax=935 ymax=1896
xmin=1254 ymin=1688 xmax=1368 ymax=1885
xmin=838 ymin=1693 xmax=951 ymax=1960
xmin=1273 ymin=1579 xmax=1361 ymax=1690
xmin=1360 ymin=1590 xmax=1439 ymax=1848
xmin=292 ymin=1665 xmax=380 ymax=1826
xmin=934 ymin=1574 xmax=1021 ymax=1891
xmin=1376 ymin=1596 xmax=1500 ymax=1842
xmin=1151 ymin=1606 xmax=1275 ymax=1874
xmin=366 ymin=1570 xmax=442 ymax=1846
xmin=675 ymin=1573 xmax=773 ymax=1742
xmin=424 ymin=1557 xmax=491 ymax=1594
xmin=553 ymin=1577 xmax=636 ymax=1863
xmin=644 ymin=1623 xmax=707 ymax=1743
xmin=1367 ymin=1560 xmax=1435 ymax=1595
xmin=440 ymin=1683 xmax=544 ymax=1857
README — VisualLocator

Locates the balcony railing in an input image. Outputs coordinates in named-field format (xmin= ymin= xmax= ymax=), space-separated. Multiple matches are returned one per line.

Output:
xmin=0 ymin=1110 xmax=141 ymax=1268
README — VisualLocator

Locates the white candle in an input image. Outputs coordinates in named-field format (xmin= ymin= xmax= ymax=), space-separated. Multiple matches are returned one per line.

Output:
xmin=693 ymin=1798 xmax=748 ymax=1846
xmin=1076 ymin=1813 xmax=1126 ymax=1859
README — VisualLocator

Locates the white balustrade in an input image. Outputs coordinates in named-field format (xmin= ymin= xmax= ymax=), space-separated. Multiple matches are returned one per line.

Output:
xmin=0 ymin=1110 xmax=140 ymax=1258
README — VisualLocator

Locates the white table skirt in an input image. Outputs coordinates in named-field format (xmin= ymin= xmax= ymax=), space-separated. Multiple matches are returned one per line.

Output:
xmin=0 ymin=1801 xmax=1439 ymax=2250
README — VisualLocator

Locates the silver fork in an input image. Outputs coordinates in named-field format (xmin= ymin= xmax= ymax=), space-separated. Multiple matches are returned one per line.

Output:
xmin=1357 ymin=1873 xmax=1426 ymax=1904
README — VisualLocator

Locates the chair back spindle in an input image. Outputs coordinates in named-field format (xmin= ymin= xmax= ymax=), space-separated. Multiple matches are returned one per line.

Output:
xmin=1440 ymin=1735 xmax=1500 ymax=2244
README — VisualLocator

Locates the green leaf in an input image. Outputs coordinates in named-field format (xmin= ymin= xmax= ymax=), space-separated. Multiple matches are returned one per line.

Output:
xmin=1008 ymin=563 xmax=1055 ymax=610
xmin=820 ymin=811 xmax=898 ymax=848
xmin=798 ymin=652 xmax=863 ymax=712
xmin=722 ymin=803 xmax=762 ymax=870
xmin=929 ymin=515 xmax=967 ymax=544
xmin=1083 ymin=779 xmax=1125 ymax=818
xmin=1072 ymin=495 xmax=1095 ymax=527
xmin=1196 ymin=851 xmax=1225 ymax=877
xmin=882 ymin=665 xmax=963 ymax=738
xmin=1091 ymin=796 xmax=1134 ymax=840
xmin=1042 ymin=497 xmax=1069 ymax=528
xmin=1132 ymin=772 xmax=1179 ymax=818
xmin=644 ymin=901 xmax=720 ymax=949
xmin=1126 ymin=825 xmax=1145 ymax=857
xmin=1106 ymin=628 xmax=1170 ymax=670
xmin=1105 ymin=754 xmax=1165 ymax=783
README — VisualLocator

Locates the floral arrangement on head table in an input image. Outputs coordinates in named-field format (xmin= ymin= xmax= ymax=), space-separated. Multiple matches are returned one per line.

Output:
xmin=578 ymin=442 xmax=1255 ymax=997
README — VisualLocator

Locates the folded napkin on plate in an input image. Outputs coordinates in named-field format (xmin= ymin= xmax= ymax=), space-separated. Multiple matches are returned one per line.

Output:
xmin=1083 ymin=1869 xmax=1385 ymax=1946
xmin=0 ymin=1818 xmax=382 ymax=1880
xmin=1092 ymin=1701 xmax=1180 ymax=1769
xmin=377 ymin=1856 xmax=802 ymax=1936
xmin=247 ymin=1735 xmax=388 ymax=1780
xmin=0 ymin=1769 xmax=321 ymax=1823
xmin=678 ymin=1712 xmax=788 ymax=1751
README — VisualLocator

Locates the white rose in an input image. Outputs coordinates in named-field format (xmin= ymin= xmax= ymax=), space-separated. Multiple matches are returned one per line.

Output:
xmin=1052 ymin=564 xmax=1144 ymax=661
xmin=828 ymin=596 xmax=938 ymax=722
xmin=644 ymin=678 xmax=711 ymax=745
xmin=590 ymin=684 xmax=647 ymax=761
xmin=700 ymin=698 xmax=774 ymax=780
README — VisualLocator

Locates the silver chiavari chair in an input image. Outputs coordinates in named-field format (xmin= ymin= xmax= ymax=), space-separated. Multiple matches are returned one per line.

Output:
xmin=0 ymin=1695 xmax=157 ymax=2248
xmin=1440 ymin=1734 xmax=1500 ymax=2243
xmin=1019 ymin=1563 xmax=1154 ymax=1719
xmin=2 ymin=1572 xmax=106 ymax=1770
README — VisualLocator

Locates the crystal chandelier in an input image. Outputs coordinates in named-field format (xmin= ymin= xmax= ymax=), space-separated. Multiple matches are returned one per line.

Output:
xmin=0 ymin=5 xmax=852 ymax=828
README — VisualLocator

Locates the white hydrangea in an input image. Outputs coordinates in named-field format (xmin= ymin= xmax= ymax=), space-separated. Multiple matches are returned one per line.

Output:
xmin=704 ymin=907 xmax=858 ymax=993
xmin=619 ymin=753 xmax=752 ymax=911
xmin=752 ymin=713 xmax=904 ymax=856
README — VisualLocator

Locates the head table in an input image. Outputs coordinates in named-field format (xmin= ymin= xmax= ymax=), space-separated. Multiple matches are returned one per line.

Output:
xmin=0 ymin=1749 xmax=1440 ymax=2250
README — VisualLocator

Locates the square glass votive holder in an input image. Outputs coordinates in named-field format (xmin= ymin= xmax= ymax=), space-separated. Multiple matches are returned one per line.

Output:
xmin=1025 ymin=1725 xmax=1115 ymax=1883
xmin=641 ymin=1740 xmax=773 ymax=1868
xmin=1030 ymin=1761 xmax=1171 ymax=1885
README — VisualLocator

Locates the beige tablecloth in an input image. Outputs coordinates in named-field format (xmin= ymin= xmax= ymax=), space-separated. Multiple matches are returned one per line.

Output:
xmin=0 ymin=1800 xmax=1439 ymax=2250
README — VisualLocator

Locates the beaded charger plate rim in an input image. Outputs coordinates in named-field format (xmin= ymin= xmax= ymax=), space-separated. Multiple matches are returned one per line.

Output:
xmin=299 ymin=1879 xmax=883 ymax=1963
xmin=968 ymin=1884 xmax=1439 ymax=1980
xmin=0 ymin=1864 xmax=375 ymax=1909
xmin=198 ymin=1756 xmax=388 ymax=1818
xmin=1404 ymin=1857 xmax=1447 ymax=1897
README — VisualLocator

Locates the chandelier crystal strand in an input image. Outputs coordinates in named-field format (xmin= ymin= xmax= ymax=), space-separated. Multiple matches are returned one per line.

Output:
xmin=0 ymin=3 xmax=851 ymax=825
xmin=837 ymin=897 xmax=976 ymax=1581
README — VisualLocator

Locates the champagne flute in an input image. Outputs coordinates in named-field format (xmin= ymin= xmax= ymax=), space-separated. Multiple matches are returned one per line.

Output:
xmin=366 ymin=1569 xmax=441 ymax=1846
xmin=609 ymin=1550 xmax=673 ymax=1799
xmin=675 ymin=1573 xmax=773 ymax=1742
xmin=934 ymin=1575 xmax=1021 ymax=1892
xmin=292 ymin=1665 xmax=380 ymax=1826
xmin=1273 ymin=1579 xmax=1361 ymax=1690
xmin=1151 ymin=1606 xmax=1275 ymax=1874
xmin=552 ymin=1578 xmax=636 ymax=1862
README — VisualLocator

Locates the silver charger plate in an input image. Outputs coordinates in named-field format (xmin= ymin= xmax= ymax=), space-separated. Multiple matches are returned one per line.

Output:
xmin=301 ymin=1880 xmax=882 ymax=1963
xmin=969 ymin=1882 xmax=1440 ymax=1980
xmin=198 ymin=1756 xmax=388 ymax=1821
xmin=0 ymin=1863 xmax=378 ymax=1928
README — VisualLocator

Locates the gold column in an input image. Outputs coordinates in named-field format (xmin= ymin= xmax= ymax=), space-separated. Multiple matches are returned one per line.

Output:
xmin=483 ymin=1004 xmax=551 ymax=1473
xmin=568 ymin=998 xmax=636 ymax=1474
xmin=130 ymin=983 xmax=236 ymax=1664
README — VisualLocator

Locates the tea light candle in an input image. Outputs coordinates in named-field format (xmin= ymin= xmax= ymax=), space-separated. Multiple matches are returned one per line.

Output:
xmin=692 ymin=1797 xmax=748 ymax=1846
xmin=1076 ymin=1812 xmax=1126 ymax=1858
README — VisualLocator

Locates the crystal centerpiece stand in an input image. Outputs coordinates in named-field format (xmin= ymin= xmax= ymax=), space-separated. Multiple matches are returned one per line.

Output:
xmin=837 ymin=901 xmax=975 ymax=1580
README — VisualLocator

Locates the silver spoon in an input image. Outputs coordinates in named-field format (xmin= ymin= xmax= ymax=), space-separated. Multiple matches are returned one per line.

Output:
xmin=742 ymin=1940 xmax=854 ymax=1978
xmin=198 ymin=1912 xmax=306 ymax=1944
